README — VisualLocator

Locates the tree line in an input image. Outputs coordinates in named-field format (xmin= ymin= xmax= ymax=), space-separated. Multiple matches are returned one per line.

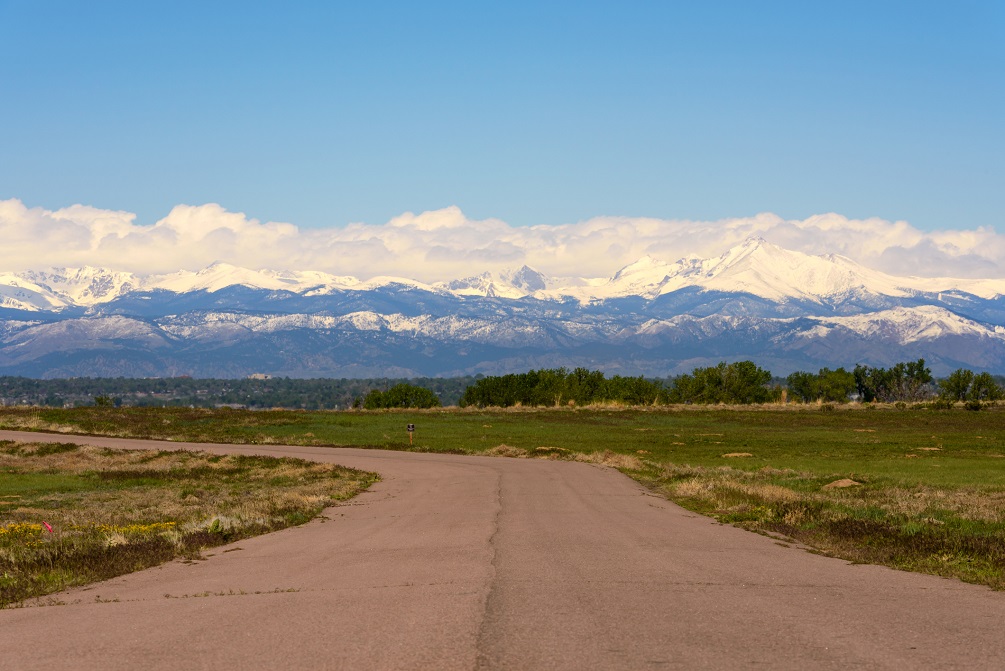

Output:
xmin=458 ymin=362 xmax=780 ymax=407
xmin=0 ymin=376 xmax=474 ymax=410
xmin=1 ymin=361 xmax=1002 ymax=409
xmin=459 ymin=360 xmax=1004 ymax=408
xmin=458 ymin=368 xmax=668 ymax=407
xmin=786 ymin=360 xmax=1003 ymax=406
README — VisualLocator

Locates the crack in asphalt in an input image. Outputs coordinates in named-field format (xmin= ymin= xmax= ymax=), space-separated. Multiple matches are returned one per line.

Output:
xmin=473 ymin=467 xmax=504 ymax=671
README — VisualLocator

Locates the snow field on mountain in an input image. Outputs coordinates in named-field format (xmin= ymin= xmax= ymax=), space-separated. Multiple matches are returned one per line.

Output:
xmin=5 ymin=237 xmax=1005 ymax=309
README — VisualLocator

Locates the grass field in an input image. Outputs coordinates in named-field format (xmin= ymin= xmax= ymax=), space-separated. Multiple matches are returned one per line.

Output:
xmin=2 ymin=403 xmax=1004 ymax=590
xmin=0 ymin=439 xmax=377 ymax=607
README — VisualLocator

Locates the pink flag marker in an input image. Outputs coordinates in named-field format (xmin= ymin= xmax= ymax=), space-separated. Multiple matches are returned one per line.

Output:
xmin=42 ymin=521 xmax=53 ymax=533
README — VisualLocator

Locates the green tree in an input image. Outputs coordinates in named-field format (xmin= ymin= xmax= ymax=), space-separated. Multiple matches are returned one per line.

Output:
xmin=567 ymin=367 xmax=606 ymax=404
xmin=853 ymin=364 xmax=883 ymax=402
xmin=854 ymin=360 xmax=933 ymax=402
xmin=939 ymin=369 xmax=975 ymax=402
xmin=530 ymin=368 xmax=569 ymax=406
xmin=785 ymin=371 xmax=819 ymax=403
xmin=935 ymin=369 xmax=1003 ymax=410
xmin=965 ymin=372 xmax=1003 ymax=402
xmin=363 ymin=383 xmax=441 ymax=409
xmin=670 ymin=361 xmax=775 ymax=404
xmin=788 ymin=368 xmax=855 ymax=403
xmin=817 ymin=368 xmax=856 ymax=403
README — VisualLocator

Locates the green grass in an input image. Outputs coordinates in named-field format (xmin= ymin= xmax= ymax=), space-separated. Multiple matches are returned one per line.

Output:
xmin=1 ymin=472 xmax=100 ymax=497
xmin=0 ymin=440 xmax=377 ymax=607
xmin=2 ymin=403 xmax=1005 ymax=589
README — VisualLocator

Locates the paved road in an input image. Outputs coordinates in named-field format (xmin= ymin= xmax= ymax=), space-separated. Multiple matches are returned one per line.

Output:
xmin=2 ymin=430 xmax=1004 ymax=670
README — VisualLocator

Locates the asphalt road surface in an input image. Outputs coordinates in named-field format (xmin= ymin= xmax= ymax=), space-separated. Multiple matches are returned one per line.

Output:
xmin=2 ymin=430 xmax=1004 ymax=670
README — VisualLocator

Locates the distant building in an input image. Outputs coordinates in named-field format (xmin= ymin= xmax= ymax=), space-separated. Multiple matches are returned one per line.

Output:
xmin=247 ymin=373 xmax=272 ymax=380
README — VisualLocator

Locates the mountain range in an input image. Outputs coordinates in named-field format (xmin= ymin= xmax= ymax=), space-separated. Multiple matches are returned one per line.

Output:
xmin=2 ymin=237 xmax=1004 ymax=379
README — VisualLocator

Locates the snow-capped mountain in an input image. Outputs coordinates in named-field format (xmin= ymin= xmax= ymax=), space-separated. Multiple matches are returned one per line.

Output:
xmin=16 ymin=267 xmax=140 ymax=307
xmin=436 ymin=265 xmax=550 ymax=299
xmin=544 ymin=238 xmax=1005 ymax=304
xmin=5 ymin=237 xmax=1004 ymax=308
xmin=0 ymin=273 xmax=67 ymax=311
xmin=2 ymin=238 xmax=1004 ymax=379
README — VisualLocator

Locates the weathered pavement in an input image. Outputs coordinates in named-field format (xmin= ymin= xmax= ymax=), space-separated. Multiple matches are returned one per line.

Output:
xmin=1 ymin=430 xmax=1003 ymax=670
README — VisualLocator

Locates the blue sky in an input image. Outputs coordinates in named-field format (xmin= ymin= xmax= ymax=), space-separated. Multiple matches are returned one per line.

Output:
xmin=1 ymin=1 xmax=1002 ymax=233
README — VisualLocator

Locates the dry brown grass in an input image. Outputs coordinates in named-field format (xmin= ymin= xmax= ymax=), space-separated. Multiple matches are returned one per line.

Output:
xmin=484 ymin=444 xmax=528 ymax=458
xmin=573 ymin=450 xmax=645 ymax=470
xmin=640 ymin=460 xmax=1005 ymax=588
xmin=482 ymin=443 xmax=645 ymax=470
xmin=0 ymin=441 xmax=377 ymax=606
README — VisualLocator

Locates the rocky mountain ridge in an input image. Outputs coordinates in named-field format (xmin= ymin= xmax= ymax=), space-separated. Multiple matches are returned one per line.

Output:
xmin=2 ymin=238 xmax=1004 ymax=379
xmin=4 ymin=237 xmax=1005 ymax=311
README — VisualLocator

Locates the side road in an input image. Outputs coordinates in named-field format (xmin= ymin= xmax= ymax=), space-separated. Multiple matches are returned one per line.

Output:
xmin=1 ymin=430 xmax=1003 ymax=670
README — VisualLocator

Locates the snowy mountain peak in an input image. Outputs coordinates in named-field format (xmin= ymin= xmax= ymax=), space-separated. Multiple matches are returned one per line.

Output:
xmin=18 ymin=266 xmax=139 ymax=306
xmin=611 ymin=255 xmax=670 ymax=281
xmin=547 ymin=238 xmax=918 ymax=304
xmin=202 ymin=260 xmax=232 ymax=271
xmin=4 ymin=239 xmax=1005 ymax=312
xmin=706 ymin=236 xmax=784 ymax=273
xmin=662 ymin=238 xmax=901 ymax=302
xmin=438 ymin=271 xmax=527 ymax=299
xmin=504 ymin=265 xmax=548 ymax=292
xmin=432 ymin=265 xmax=549 ymax=298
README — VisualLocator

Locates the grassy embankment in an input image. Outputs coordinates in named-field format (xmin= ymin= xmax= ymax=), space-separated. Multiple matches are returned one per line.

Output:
xmin=2 ymin=404 xmax=1004 ymax=590
xmin=0 ymin=438 xmax=377 ymax=607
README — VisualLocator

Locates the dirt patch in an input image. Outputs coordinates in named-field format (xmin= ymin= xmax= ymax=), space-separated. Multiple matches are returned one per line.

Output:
xmin=822 ymin=478 xmax=862 ymax=490
xmin=722 ymin=452 xmax=753 ymax=458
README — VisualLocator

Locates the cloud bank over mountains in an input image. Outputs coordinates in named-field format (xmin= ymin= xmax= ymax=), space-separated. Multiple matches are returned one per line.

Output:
xmin=2 ymin=198 xmax=1002 ymax=281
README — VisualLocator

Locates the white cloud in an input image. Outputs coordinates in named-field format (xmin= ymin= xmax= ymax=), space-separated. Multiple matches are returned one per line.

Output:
xmin=1 ymin=198 xmax=1003 ymax=281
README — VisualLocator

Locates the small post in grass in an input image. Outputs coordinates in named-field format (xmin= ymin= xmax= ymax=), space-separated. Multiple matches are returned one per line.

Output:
xmin=407 ymin=423 xmax=415 ymax=446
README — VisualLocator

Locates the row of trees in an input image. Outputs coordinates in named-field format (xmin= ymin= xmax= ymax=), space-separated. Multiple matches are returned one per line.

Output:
xmin=0 ymin=376 xmax=475 ymax=410
xmin=461 ymin=360 xmax=1005 ymax=409
xmin=1 ymin=362 xmax=1002 ymax=409
xmin=459 ymin=368 xmax=667 ymax=408
xmin=938 ymin=369 xmax=1003 ymax=402
xmin=666 ymin=361 xmax=776 ymax=404
xmin=786 ymin=359 xmax=1004 ymax=404
xmin=786 ymin=362 xmax=937 ymax=404
xmin=459 ymin=362 xmax=779 ymax=408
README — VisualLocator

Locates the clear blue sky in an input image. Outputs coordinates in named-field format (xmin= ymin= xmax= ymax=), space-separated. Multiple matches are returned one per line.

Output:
xmin=1 ymin=1 xmax=1002 ymax=231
